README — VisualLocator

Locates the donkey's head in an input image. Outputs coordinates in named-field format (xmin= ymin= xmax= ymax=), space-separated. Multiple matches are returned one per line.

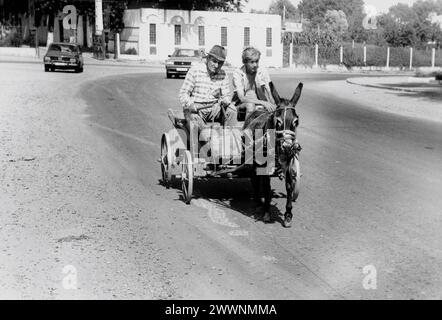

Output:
xmin=269 ymin=82 xmax=303 ymax=162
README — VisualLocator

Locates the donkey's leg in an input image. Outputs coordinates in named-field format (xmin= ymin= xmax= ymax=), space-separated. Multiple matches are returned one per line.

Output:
xmin=262 ymin=175 xmax=272 ymax=222
xmin=250 ymin=175 xmax=262 ymax=208
xmin=283 ymin=167 xmax=294 ymax=228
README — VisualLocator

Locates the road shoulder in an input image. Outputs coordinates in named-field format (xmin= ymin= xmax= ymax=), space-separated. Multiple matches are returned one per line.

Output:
xmin=314 ymin=79 xmax=442 ymax=124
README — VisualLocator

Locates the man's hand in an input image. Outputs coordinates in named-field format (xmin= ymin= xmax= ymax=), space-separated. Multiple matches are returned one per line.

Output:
xmin=262 ymin=101 xmax=276 ymax=112
xmin=187 ymin=103 xmax=198 ymax=114
xmin=220 ymin=97 xmax=230 ymax=107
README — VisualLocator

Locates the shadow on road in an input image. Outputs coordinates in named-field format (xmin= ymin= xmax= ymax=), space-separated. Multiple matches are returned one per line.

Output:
xmin=393 ymin=90 xmax=442 ymax=103
xmin=158 ymin=178 xmax=287 ymax=226
xmin=379 ymin=82 xmax=442 ymax=103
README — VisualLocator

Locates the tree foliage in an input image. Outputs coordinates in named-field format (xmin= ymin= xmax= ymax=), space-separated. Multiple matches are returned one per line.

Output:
xmin=296 ymin=0 xmax=442 ymax=47
xmin=324 ymin=9 xmax=348 ymax=35
xmin=297 ymin=0 xmax=364 ymax=39
xmin=283 ymin=29 xmax=339 ymax=47
xmin=376 ymin=0 xmax=442 ymax=48
xmin=152 ymin=0 xmax=247 ymax=12
xmin=268 ymin=0 xmax=299 ymax=20
xmin=108 ymin=1 xmax=128 ymax=33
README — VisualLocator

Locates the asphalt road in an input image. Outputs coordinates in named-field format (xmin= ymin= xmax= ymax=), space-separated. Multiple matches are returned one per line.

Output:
xmin=1 ymin=62 xmax=441 ymax=299
xmin=81 ymin=70 xmax=442 ymax=299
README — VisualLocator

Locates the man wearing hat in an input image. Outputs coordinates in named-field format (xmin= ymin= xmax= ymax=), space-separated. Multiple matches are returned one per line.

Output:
xmin=179 ymin=45 xmax=237 ymax=132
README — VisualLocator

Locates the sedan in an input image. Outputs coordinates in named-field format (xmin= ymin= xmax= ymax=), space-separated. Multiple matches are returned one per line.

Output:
xmin=44 ymin=42 xmax=84 ymax=73
xmin=165 ymin=48 xmax=204 ymax=78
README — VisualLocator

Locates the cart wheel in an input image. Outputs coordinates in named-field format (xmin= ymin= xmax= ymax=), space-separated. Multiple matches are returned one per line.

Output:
xmin=161 ymin=133 xmax=172 ymax=188
xmin=292 ymin=156 xmax=301 ymax=201
xmin=181 ymin=150 xmax=193 ymax=204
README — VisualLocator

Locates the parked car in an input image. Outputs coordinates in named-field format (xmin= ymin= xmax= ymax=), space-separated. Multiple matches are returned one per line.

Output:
xmin=44 ymin=42 xmax=84 ymax=73
xmin=165 ymin=48 xmax=204 ymax=78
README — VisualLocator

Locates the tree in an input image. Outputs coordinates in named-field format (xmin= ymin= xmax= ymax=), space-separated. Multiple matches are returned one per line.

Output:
xmin=377 ymin=12 xmax=418 ymax=47
xmin=268 ymin=0 xmax=299 ymax=20
xmin=154 ymin=0 xmax=248 ymax=12
xmin=388 ymin=3 xmax=417 ymax=23
xmin=35 ymin=0 xmax=95 ymax=30
xmin=376 ymin=0 xmax=442 ymax=48
xmin=108 ymin=0 xmax=127 ymax=34
xmin=412 ymin=0 xmax=442 ymax=45
xmin=250 ymin=9 xmax=266 ymax=14
xmin=107 ymin=0 xmax=128 ymax=58
xmin=297 ymin=0 xmax=364 ymax=39
xmin=324 ymin=9 xmax=348 ymax=36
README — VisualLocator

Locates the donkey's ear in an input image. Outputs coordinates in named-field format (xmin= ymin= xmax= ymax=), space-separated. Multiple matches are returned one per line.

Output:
xmin=290 ymin=82 xmax=303 ymax=106
xmin=269 ymin=81 xmax=281 ymax=105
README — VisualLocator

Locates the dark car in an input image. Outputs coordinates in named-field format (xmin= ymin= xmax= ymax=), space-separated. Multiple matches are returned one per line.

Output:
xmin=44 ymin=42 xmax=84 ymax=73
xmin=165 ymin=48 xmax=204 ymax=78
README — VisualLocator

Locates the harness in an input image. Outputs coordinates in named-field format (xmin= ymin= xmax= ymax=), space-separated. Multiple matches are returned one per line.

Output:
xmin=272 ymin=107 xmax=302 ymax=160
xmin=274 ymin=106 xmax=297 ymax=138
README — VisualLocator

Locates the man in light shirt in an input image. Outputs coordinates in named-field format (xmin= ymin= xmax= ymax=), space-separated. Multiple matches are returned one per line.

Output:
xmin=179 ymin=45 xmax=237 ymax=131
xmin=232 ymin=47 xmax=276 ymax=120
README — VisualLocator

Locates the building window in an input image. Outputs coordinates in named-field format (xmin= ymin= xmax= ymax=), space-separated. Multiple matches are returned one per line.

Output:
xmin=266 ymin=27 xmax=272 ymax=47
xmin=198 ymin=26 xmax=205 ymax=46
xmin=244 ymin=27 xmax=250 ymax=47
xmin=149 ymin=23 xmax=156 ymax=45
xmin=174 ymin=24 xmax=181 ymax=46
xmin=221 ymin=26 xmax=227 ymax=47
xmin=150 ymin=47 xmax=157 ymax=55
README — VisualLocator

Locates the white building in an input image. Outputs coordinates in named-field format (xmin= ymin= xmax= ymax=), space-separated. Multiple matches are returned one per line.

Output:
xmin=111 ymin=8 xmax=283 ymax=68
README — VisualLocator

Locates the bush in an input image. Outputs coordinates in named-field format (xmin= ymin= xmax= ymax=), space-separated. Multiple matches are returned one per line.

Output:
xmin=413 ymin=49 xmax=433 ymax=67
xmin=436 ymin=50 xmax=442 ymax=68
xmin=293 ymin=46 xmax=315 ymax=67
xmin=365 ymin=45 xmax=387 ymax=67
xmin=0 ymin=30 xmax=23 ymax=47
xmin=389 ymin=47 xmax=409 ymax=68
xmin=319 ymin=46 xmax=340 ymax=65
xmin=282 ymin=41 xmax=442 ymax=68
xmin=343 ymin=47 xmax=365 ymax=67
xmin=282 ymin=42 xmax=290 ymax=67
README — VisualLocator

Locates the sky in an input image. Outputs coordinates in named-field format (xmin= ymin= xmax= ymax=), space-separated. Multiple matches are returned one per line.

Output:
xmin=243 ymin=0 xmax=419 ymax=14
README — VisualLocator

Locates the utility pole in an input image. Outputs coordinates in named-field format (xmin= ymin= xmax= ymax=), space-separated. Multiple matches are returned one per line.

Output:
xmin=95 ymin=0 xmax=103 ymax=36
xmin=28 ymin=0 xmax=39 ymax=57
xmin=94 ymin=0 xmax=105 ymax=59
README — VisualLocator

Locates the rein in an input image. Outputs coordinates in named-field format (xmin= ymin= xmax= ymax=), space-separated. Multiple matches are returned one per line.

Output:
xmin=272 ymin=106 xmax=300 ymax=162
xmin=243 ymin=106 xmax=301 ymax=169
xmin=273 ymin=106 xmax=298 ymax=139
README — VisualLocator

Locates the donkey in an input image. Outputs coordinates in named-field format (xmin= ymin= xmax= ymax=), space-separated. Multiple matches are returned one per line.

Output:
xmin=243 ymin=82 xmax=303 ymax=228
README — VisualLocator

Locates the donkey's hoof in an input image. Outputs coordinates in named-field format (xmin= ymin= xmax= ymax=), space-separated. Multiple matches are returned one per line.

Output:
xmin=263 ymin=212 xmax=271 ymax=223
xmin=283 ymin=214 xmax=293 ymax=228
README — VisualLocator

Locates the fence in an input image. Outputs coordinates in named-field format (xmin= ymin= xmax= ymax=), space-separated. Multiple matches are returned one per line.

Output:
xmin=284 ymin=43 xmax=442 ymax=69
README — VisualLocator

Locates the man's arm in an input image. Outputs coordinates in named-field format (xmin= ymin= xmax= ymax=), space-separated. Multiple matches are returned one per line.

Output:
xmin=233 ymin=68 xmax=275 ymax=109
xmin=220 ymin=71 xmax=232 ymax=105
xmin=179 ymin=68 xmax=196 ymax=109
xmin=260 ymin=68 xmax=276 ymax=105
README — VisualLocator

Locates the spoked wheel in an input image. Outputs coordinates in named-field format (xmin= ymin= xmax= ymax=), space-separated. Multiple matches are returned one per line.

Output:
xmin=181 ymin=150 xmax=193 ymax=204
xmin=161 ymin=133 xmax=172 ymax=188
xmin=292 ymin=155 xmax=301 ymax=201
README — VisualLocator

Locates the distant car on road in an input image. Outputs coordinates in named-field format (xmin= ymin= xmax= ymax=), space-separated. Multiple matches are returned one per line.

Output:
xmin=44 ymin=42 xmax=84 ymax=73
xmin=165 ymin=48 xmax=204 ymax=78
